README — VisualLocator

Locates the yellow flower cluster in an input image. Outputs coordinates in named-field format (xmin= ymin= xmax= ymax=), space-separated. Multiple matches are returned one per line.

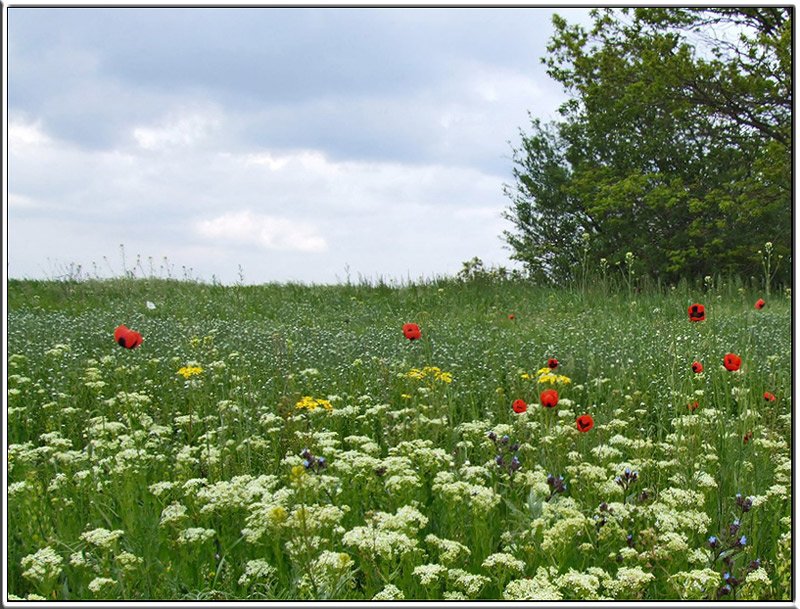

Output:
xmin=406 ymin=366 xmax=454 ymax=384
xmin=177 ymin=365 xmax=204 ymax=379
xmin=295 ymin=396 xmax=334 ymax=411
xmin=521 ymin=367 xmax=572 ymax=385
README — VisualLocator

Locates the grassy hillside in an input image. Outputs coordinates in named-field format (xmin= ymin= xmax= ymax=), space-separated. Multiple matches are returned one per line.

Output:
xmin=6 ymin=278 xmax=792 ymax=600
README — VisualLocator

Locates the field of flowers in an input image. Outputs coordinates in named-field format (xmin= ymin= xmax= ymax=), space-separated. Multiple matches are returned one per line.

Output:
xmin=6 ymin=277 xmax=792 ymax=601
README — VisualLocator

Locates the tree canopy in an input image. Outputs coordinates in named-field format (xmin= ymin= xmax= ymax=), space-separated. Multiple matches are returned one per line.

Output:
xmin=504 ymin=8 xmax=791 ymax=287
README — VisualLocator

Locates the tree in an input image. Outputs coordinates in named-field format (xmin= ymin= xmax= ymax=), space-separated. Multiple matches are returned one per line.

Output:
xmin=504 ymin=8 xmax=791 ymax=287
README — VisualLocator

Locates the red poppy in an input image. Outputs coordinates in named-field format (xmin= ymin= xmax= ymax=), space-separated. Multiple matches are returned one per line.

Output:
xmin=547 ymin=358 xmax=559 ymax=370
xmin=755 ymin=299 xmax=766 ymax=310
xmin=743 ymin=431 xmax=753 ymax=444
xmin=688 ymin=303 xmax=705 ymax=322
xmin=508 ymin=314 xmax=516 ymax=320
xmin=575 ymin=414 xmax=594 ymax=432
xmin=402 ymin=323 xmax=421 ymax=341
xmin=512 ymin=399 xmax=527 ymax=414
xmin=114 ymin=324 xmax=143 ymax=349
xmin=763 ymin=392 xmax=776 ymax=402
xmin=688 ymin=401 xmax=700 ymax=412
xmin=540 ymin=389 xmax=559 ymax=409
xmin=723 ymin=353 xmax=742 ymax=371
xmin=691 ymin=361 xmax=704 ymax=374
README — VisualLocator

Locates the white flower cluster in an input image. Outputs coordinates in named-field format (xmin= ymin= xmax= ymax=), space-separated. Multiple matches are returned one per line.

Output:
xmin=669 ymin=568 xmax=722 ymax=600
xmin=446 ymin=568 xmax=490 ymax=597
xmin=80 ymin=528 xmax=124 ymax=550
xmin=481 ymin=552 xmax=525 ymax=574
xmin=413 ymin=562 xmax=447 ymax=586
xmin=159 ymin=502 xmax=188 ymax=527
xmin=372 ymin=583 xmax=405 ymax=600
xmin=604 ymin=566 xmax=655 ymax=599
xmin=88 ymin=577 xmax=117 ymax=593
xmin=195 ymin=474 xmax=280 ymax=515
xmin=424 ymin=534 xmax=471 ymax=565
xmin=177 ymin=527 xmax=215 ymax=545
xmin=20 ymin=546 xmax=63 ymax=583
xmin=432 ymin=471 xmax=500 ymax=515
xmin=237 ymin=558 xmax=277 ymax=587
xmin=504 ymin=567 xmax=563 ymax=600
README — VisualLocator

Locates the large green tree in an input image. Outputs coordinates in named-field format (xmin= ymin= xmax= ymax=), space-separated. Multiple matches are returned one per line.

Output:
xmin=504 ymin=7 xmax=791 ymax=286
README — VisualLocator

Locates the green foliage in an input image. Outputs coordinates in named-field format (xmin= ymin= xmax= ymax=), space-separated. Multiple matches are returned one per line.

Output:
xmin=505 ymin=8 xmax=791 ymax=286
xmin=6 ymin=278 xmax=792 ymax=600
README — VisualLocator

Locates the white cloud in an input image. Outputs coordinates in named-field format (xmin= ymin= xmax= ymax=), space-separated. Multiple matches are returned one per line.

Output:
xmin=194 ymin=211 xmax=328 ymax=253
xmin=132 ymin=109 xmax=221 ymax=150
xmin=9 ymin=119 xmax=52 ymax=147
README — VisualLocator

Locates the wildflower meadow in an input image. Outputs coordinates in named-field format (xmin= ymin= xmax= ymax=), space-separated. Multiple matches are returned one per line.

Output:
xmin=6 ymin=275 xmax=791 ymax=601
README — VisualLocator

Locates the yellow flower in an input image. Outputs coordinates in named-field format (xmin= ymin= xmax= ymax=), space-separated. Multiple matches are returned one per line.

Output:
xmin=537 ymin=373 xmax=572 ymax=385
xmin=405 ymin=366 xmax=454 ymax=384
xmin=177 ymin=365 xmax=204 ymax=379
xmin=295 ymin=396 xmax=333 ymax=411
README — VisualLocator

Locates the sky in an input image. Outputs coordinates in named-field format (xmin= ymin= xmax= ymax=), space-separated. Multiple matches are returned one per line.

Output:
xmin=7 ymin=6 xmax=593 ymax=285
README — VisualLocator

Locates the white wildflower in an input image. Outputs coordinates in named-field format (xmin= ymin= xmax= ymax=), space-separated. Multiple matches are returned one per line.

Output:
xmin=238 ymin=559 xmax=277 ymax=586
xmin=413 ymin=563 xmax=447 ymax=586
xmin=372 ymin=584 xmax=405 ymax=600
xmin=177 ymin=527 xmax=215 ymax=545
xmin=80 ymin=528 xmax=124 ymax=550
xmin=20 ymin=547 xmax=63 ymax=583
xmin=88 ymin=577 xmax=117 ymax=593
xmin=482 ymin=552 xmax=525 ymax=574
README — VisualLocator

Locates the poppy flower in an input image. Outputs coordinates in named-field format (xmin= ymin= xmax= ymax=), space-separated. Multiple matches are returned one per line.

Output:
xmin=540 ymin=389 xmax=559 ymax=409
xmin=723 ymin=353 xmax=742 ymax=371
xmin=114 ymin=324 xmax=143 ymax=349
xmin=688 ymin=401 xmax=700 ymax=412
xmin=512 ymin=399 xmax=527 ymax=414
xmin=691 ymin=361 xmax=704 ymax=374
xmin=575 ymin=414 xmax=594 ymax=432
xmin=547 ymin=358 xmax=559 ymax=370
xmin=688 ymin=303 xmax=705 ymax=322
xmin=743 ymin=431 xmax=753 ymax=444
xmin=402 ymin=323 xmax=421 ymax=341
xmin=755 ymin=299 xmax=766 ymax=310
xmin=763 ymin=392 xmax=776 ymax=402
xmin=508 ymin=314 xmax=516 ymax=320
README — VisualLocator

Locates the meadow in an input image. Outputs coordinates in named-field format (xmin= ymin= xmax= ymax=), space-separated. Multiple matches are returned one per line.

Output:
xmin=6 ymin=275 xmax=792 ymax=601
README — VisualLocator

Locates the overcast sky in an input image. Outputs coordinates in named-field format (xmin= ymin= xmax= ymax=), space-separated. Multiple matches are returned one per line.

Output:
xmin=7 ymin=6 xmax=592 ymax=285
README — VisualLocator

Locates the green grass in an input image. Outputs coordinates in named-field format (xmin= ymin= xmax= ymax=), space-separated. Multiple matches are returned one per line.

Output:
xmin=6 ymin=277 xmax=791 ymax=600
